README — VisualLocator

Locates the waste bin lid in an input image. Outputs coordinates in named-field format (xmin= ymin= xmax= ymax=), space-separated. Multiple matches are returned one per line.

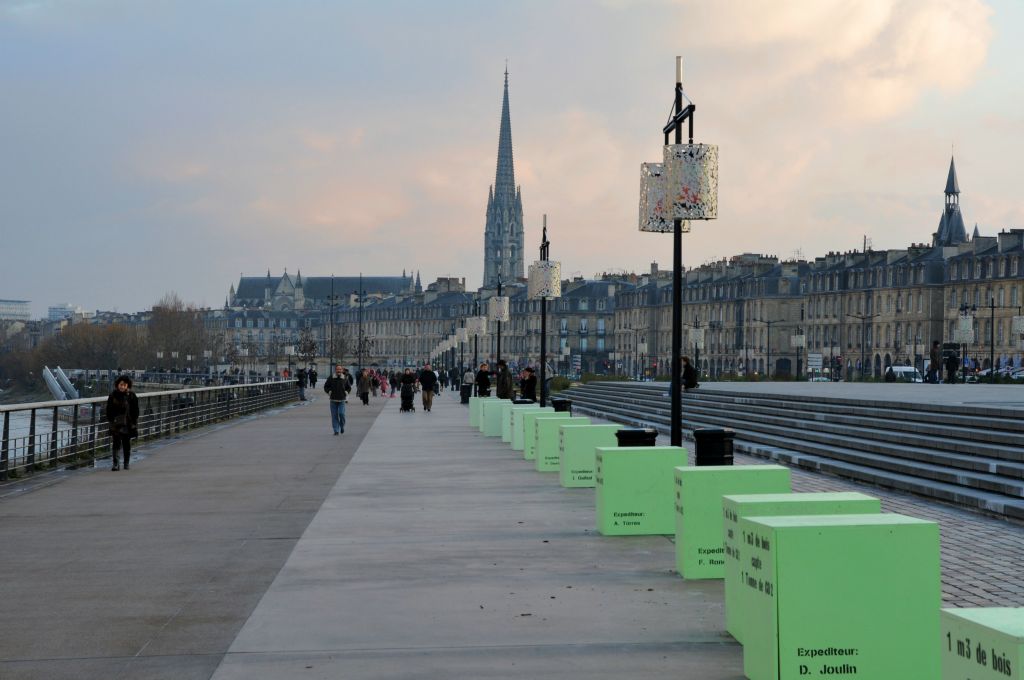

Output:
xmin=513 ymin=399 xmax=535 ymax=404
xmin=693 ymin=427 xmax=734 ymax=436
xmin=617 ymin=427 xmax=658 ymax=435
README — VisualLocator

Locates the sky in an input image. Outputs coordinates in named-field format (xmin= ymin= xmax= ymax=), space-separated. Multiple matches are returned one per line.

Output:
xmin=2 ymin=0 xmax=1022 ymax=318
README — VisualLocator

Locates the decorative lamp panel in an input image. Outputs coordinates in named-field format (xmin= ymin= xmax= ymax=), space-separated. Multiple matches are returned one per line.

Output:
xmin=488 ymin=296 xmax=510 ymax=322
xmin=528 ymin=261 xmax=562 ymax=299
xmin=663 ymin=143 xmax=718 ymax=220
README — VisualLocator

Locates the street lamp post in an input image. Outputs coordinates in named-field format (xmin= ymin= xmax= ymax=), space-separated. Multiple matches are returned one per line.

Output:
xmin=638 ymin=58 xmax=717 ymax=446
xmin=356 ymin=273 xmax=364 ymax=373
xmin=753 ymin=318 xmax=783 ymax=379
xmin=539 ymin=223 xmax=550 ymax=407
xmin=496 ymin=278 xmax=503 ymax=362
xmin=959 ymin=304 xmax=977 ymax=384
xmin=846 ymin=313 xmax=880 ymax=380
xmin=473 ymin=295 xmax=480 ymax=370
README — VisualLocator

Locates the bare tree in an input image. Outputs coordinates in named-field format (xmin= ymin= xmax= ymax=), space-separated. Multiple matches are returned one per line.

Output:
xmin=297 ymin=327 xmax=318 ymax=367
xmin=148 ymin=292 xmax=208 ymax=367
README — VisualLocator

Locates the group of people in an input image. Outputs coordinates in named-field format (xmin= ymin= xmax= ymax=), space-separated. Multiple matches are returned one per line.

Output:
xmin=461 ymin=361 xmax=538 ymax=401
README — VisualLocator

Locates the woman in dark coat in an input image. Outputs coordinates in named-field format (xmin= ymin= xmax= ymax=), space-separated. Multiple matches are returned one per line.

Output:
xmin=519 ymin=367 xmax=537 ymax=402
xmin=475 ymin=363 xmax=492 ymax=397
xmin=682 ymin=356 xmax=699 ymax=390
xmin=106 ymin=375 xmax=140 ymax=471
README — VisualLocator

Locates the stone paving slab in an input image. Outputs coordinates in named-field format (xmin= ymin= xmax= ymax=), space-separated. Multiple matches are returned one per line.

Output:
xmin=211 ymin=391 xmax=745 ymax=679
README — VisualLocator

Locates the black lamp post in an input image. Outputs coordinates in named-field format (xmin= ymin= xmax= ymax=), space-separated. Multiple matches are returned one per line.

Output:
xmin=753 ymin=318 xmax=784 ymax=379
xmin=473 ymin=294 xmax=480 ymax=370
xmin=846 ymin=313 xmax=879 ymax=380
xmin=496 ymin=277 xmax=503 ymax=363
xmin=539 ymin=222 xmax=551 ymax=407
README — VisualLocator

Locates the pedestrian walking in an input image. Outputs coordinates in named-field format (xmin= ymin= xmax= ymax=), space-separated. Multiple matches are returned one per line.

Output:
xmin=106 ymin=375 xmax=140 ymax=471
xmin=419 ymin=363 xmax=438 ymax=412
xmin=370 ymin=371 xmax=380 ymax=397
xmin=308 ymin=367 xmax=318 ymax=389
xmin=928 ymin=341 xmax=941 ymax=384
xmin=296 ymin=367 xmax=308 ymax=401
xmin=357 ymin=369 xmax=371 ymax=405
xmin=324 ymin=365 xmax=351 ymax=435
xmin=389 ymin=371 xmax=399 ymax=397
xmin=399 ymin=367 xmax=417 ymax=412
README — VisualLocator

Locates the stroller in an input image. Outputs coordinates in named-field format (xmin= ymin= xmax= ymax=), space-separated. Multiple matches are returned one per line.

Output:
xmin=400 ymin=383 xmax=416 ymax=413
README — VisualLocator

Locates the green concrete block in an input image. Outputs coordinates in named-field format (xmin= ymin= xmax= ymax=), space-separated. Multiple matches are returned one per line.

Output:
xmin=535 ymin=417 xmax=590 ymax=472
xmin=559 ymin=424 xmax=621 ymax=488
xmin=523 ymin=413 xmax=573 ymax=461
xmin=595 ymin=446 xmax=687 ymax=536
xmin=478 ymin=397 xmax=503 ymax=433
xmin=673 ymin=465 xmax=791 ymax=581
xmin=512 ymin=407 xmax=553 ymax=451
xmin=468 ymin=396 xmax=494 ymax=428
xmin=942 ymin=608 xmax=1024 ymax=680
xmin=482 ymin=399 xmax=511 ymax=437
xmin=740 ymin=514 xmax=940 ymax=680
xmin=504 ymin=404 xmax=539 ymax=443
xmin=722 ymin=492 xmax=881 ymax=645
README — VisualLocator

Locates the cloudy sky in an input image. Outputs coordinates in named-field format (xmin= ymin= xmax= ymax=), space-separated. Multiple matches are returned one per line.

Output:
xmin=2 ymin=0 xmax=1021 ymax=317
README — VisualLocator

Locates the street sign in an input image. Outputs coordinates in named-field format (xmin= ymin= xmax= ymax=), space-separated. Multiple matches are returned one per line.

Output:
xmin=953 ymin=329 xmax=974 ymax=344
xmin=807 ymin=353 xmax=823 ymax=370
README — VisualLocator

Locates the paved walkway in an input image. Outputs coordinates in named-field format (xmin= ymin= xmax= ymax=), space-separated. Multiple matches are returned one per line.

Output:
xmin=210 ymin=390 xmax=742 ymax=679
xmin=0 ymin=395 xmax=386 ymax=680
xmin=4 ymin=384 xmax=1024 ymax=679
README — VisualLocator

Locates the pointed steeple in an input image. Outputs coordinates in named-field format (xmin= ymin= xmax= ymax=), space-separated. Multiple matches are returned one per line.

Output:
xmin=483 ymin=66 xmax=525 ymax=287
xmin=494 ymin=65 xmax=516 ymax=202
xmin=415 ymin=270 xmax=422 ymax=294
xmin=973 ymin=224 xmax=980 ymax=239
xmin=295 ymin=269 xmax=303 ymax=287
xmin=934 ymin=155 xmax=967 ymax=247
xmin=944 ymin=156 xmax=960 ymax=195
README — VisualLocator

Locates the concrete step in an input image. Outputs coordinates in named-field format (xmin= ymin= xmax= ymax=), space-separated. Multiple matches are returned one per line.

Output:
xmin=560 ymin=383 xmax=1024 ymax=520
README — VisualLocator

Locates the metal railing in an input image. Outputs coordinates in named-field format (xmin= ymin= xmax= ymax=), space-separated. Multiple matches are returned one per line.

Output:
xmin=0 ymin=381 xmax=298 ymax=481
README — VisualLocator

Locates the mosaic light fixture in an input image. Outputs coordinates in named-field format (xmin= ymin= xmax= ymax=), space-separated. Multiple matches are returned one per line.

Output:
xmin=488 ymin=296 xmax=510 ymax=323
xmin=456 ymin=327 xmax=469 ymax=343
xmin=528 ymin=260 xmax=561 ymax=299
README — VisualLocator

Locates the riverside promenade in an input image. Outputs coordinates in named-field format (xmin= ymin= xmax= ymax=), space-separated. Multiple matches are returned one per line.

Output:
xmin=2 ymin=386 xmax=1024 ymax=679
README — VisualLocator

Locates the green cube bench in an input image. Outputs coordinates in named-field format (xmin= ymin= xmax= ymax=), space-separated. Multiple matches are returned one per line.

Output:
xmin=741 ymin=514 xmax=939 ymax=680
xmin=512 ymin=407 xmax=553 ymax=451
xmin=469 ymin=395 xmax=495 ymax=428
xmin=535 ymin=417 xmax=590 ymax=472
xmin=504 ymin=404 xmax=539 ymax=443
xmin=595 ymin=446 xmax=687 ymax=536
xmin=941 ymin=607 xmax=1023 ymax=680
xmin=482 ymin=398 xmax=511 ymax=437
xmin=559 ymin=424 xmax=621 ymax=488
xmin=673 ymin=465 xmax=791 ymax=581
xmin=523 ymin=413 xmax=573 ymax=461
xmin=722 ymin=492 xmax=881 ymax=645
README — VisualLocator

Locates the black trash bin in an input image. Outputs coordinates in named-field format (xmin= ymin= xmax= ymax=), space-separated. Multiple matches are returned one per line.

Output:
xmin=460 ymin=384 xmax=472 ymax=405
xmin=551 ymin=398 xmax=572 ymax=414
xmin=513 ymin=398 xmax=535 ymax=405
xmin=615 ymin=427 xmax=658 ymax=447
xmin=693 ymin=427 xmax=735 ymax=466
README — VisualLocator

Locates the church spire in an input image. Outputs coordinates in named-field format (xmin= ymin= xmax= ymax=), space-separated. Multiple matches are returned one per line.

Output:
xmin=483 ymin=67 xmax=525 ymax=287
xmin=934 ymin=155 xmax=967 ymax=247
xmin=944 ymin=156 xmax=960 ymax=195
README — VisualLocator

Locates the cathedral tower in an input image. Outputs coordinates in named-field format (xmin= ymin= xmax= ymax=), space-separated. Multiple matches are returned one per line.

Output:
xmin=483 ymin=68 xmax=525 ymax=287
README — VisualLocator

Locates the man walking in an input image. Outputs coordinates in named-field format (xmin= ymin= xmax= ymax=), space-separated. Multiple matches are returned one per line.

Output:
xmin=928 ymin=341 xmax=941 ymax=384
xmin=419 ymin=363 xmax=438 ymax=412
xmin=324 ymin=365 xmax=351 ymax=435
xmin=296 ymin=367 xmax=307 ymax=401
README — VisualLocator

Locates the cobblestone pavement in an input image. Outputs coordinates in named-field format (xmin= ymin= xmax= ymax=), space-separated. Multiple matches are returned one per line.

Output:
xmin=731 ymin=452 xmax=1024 ymax=608
xmin=623 ymin=417 xmax=1024 ymax=608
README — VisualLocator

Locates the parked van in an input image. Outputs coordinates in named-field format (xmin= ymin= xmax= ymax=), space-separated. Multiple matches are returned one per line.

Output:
xmin=889 ymin=366 xmax=923 ymax=383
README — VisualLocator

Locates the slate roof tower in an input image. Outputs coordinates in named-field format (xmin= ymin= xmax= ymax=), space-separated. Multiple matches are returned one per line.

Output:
xmin=934 ymin=156 xmax=968 ymax=247
xmin=483 ymin=67 xmax=525 ymax=287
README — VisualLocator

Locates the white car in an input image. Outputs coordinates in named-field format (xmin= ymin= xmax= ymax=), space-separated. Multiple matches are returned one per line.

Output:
xmin=888 ymin=366 xmax=924 ymax=383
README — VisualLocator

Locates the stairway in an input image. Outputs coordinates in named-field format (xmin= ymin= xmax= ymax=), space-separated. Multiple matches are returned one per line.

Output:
xmin=560 ymin=382 xmax=1024 ymax=521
